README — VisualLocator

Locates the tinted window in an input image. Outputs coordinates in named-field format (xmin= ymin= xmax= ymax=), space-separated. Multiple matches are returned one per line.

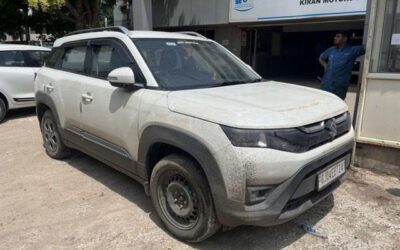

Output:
xmin=90 ymin=45 xmax=130 ymax=78
xmin=25 ymin=51 xmax=50 ymax=67
xmin=60 ymin=46 xmax=87 ymax=73
xmin=0 ymin=51 xmax=25 ymax=67
xmin=45 ymin=47 xmax=62 ymax=68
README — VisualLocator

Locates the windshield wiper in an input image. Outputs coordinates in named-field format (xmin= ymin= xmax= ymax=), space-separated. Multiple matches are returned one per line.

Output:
xmin=249 ymin=78 xmax=263 ymax=83
xmin=214 ymin=78 xmax=262 ymax=87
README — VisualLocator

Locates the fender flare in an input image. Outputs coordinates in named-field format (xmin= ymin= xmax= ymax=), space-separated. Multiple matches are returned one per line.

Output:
xmin=35 ymin=91 xmax=61 ymax=127
xmin=137 ymin=125 xmax=227 ymax=200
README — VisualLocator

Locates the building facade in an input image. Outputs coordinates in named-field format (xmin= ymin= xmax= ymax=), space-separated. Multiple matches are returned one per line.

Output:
xmin=151 ymin=0 xmax=367 ymax=84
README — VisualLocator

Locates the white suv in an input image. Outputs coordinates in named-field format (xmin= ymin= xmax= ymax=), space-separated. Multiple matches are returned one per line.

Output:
xmin=0 ymin=44 xmax=50 ymax=122
xmin=35 ymin=27 xmax=354 ymax=242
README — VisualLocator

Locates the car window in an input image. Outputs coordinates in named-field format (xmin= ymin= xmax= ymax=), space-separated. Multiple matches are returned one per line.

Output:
xmin=45 ymin=47 xmax=63 ymax=68
xmin=0 ymin=51 xmax=25 ymax=67
xmin=90 ymin=44 xmax=130 ymax=78
xmin=60 ymin=46 xmax=87 ymax=73
xmin=25 ymin=51 xmax=50 ymax=67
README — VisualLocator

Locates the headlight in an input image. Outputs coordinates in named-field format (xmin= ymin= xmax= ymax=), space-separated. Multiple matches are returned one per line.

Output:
xmin=221 ymin=112 xmax=351 ymax=153
xmin=221 ymin=126 xmax=300 ymax=152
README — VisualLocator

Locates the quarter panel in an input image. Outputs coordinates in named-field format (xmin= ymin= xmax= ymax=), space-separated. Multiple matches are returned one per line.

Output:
xmin=35 ymin=67 xmax=82 ymax=128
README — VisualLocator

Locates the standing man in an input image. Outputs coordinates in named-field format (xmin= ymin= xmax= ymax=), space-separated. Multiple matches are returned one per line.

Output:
xmin=319 ymin=31 xmax=365 ymax=100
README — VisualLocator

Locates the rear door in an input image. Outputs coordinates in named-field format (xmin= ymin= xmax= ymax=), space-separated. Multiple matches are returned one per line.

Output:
xmin=0 ymin=50 xmax=35 ymax=103
xmin=39 ymin=42 xmax=90 ymax=131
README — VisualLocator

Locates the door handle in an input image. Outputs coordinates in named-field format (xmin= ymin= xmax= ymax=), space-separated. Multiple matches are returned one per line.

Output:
xmin=82 ymin=93 xmax=93 ymax=103
xmin=44 ymin=84 xmax=54 ymax=93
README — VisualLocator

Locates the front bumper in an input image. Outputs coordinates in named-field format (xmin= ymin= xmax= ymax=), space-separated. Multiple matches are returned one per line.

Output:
xmin=214 ymin=142 xmax=353 ymax=227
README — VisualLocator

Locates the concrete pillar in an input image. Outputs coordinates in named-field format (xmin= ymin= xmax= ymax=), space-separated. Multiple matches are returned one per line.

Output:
xmin=133 ymin=0 xmax=153 ymax=30
xmin=114 ymin=0 xmax=128 ymax=27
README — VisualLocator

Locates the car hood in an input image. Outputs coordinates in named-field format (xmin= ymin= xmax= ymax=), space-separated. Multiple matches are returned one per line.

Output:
xmin=167 ymin=81 xmax=348 ymax=129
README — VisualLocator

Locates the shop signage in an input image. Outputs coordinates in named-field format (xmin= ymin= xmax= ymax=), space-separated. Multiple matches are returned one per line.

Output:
xmin=229 ymin=0 xmax=368 ymax=23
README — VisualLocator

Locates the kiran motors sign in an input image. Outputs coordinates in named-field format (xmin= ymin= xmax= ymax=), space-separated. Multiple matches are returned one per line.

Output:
xmin=229 ymin=0 xmax=368 ymax=22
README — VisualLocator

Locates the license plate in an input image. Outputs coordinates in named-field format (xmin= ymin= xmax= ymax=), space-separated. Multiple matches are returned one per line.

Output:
xmin=318 ymin=159 xmax=346 ymax=190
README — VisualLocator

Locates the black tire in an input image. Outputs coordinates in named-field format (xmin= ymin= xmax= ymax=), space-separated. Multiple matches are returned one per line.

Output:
xmin=150 ymin=154 xmax=221 ymax=242
xmin=0 ymin=98 xmax=7 ymax=123
xmin=40 ymin=110 xmax=73 ymax=159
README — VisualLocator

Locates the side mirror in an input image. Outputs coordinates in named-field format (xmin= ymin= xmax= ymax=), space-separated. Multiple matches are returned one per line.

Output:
xmin=107 ymin=67 xmax=144 ymax=89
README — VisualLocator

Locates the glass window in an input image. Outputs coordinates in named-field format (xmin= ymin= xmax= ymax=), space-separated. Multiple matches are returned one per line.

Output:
xmin=377 ymin=0 xmax=400 ymax=72
xmin=45 ymin=47 xmax=63 ymax=68
xmin=0 ymin=51 xmax=25 ymax=67
xmin=25 ymin=51 xmax=50 ymax=67
xmin=90 ymin=45 xmax=130 ymax=78
xmin=134 ymin=39 xmax=260 ymax=90
xmin=60 ymin=46 xmax=87 ymax=73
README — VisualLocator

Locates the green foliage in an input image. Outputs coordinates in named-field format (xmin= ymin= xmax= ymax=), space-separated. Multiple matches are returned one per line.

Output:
xmin=0 ymin=0 xmax=117 ymax=41
xmin=29 ymin=0 xmax=117 ymax=29
xmin=30 ymin=4 xmax=75 ymax=39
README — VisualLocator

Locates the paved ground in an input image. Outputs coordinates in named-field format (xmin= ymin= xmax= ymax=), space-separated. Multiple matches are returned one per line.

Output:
xmin=1 ymin=108 xmax=399 ymax=250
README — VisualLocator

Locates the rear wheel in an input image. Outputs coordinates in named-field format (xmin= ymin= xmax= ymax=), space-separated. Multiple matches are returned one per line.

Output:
xmin=0 ymin=98 xmax=7 ymax=123
xmin=40 ymin=110 xmax=73 ymax=159
xmin=150 ymin=154 xmax=220 ymax=242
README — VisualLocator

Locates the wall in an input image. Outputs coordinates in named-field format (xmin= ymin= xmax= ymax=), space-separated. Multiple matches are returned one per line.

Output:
xmin=355 ymin=144 xmax=400 ymax=177
xmin=152 ymin=0 xmax=230 ymax=28
xmin=113 ymin=0 xmax=129 ymax=28
xmin=133 ymin=0 xmax=152 ymax=30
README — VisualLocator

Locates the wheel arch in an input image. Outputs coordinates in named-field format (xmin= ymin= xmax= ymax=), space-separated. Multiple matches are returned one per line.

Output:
xmin=35 ymin=91 xmax=61 ymax=127
xmin=0 ymin=91 xmax=8 ymax=110
xmin=138 ymin=125 xmax=227 ymax=201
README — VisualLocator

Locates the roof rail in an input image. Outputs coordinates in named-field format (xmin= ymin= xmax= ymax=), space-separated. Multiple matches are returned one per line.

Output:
xmin=176 ymin=31 xmax=206 ymax=39
xmin=67 ymin=26 xmax=130 ymax=36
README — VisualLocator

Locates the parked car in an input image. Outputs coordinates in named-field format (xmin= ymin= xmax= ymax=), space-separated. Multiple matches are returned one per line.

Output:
xmin=0 ymin=44 xmax=51 ymax=122
xmin=34 ymin=27 xmax=354 ymax=242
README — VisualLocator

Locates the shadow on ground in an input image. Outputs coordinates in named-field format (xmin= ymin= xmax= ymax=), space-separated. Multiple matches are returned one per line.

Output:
xmin=387 ymin=188 xmax=400 ymax=197
xmin=3 ymin=107 xmax=36 ymax=122
xmin=64 ymin=152 xmax=334 ymax=249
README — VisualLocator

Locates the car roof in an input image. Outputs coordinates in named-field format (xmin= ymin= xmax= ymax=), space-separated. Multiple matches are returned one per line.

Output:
xmin=0 ymin=44 xmax=51 ymax=51
xmin=53 ymin=30 xmax=209 ymax=47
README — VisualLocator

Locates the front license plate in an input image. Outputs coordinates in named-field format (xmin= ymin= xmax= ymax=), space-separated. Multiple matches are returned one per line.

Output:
xmin=318 ymin=160 xmax=346 ymax=190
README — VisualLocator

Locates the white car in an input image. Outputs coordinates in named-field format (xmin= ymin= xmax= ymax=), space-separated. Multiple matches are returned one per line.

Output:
xmin=0 ymin=44 xmax=51 ymax=122
xmin=34 ymin=27 xmax=354 ymax=242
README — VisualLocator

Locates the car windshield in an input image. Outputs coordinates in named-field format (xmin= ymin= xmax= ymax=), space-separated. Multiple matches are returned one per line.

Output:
xmin=133 ymin=39 xmax=261 ymax=90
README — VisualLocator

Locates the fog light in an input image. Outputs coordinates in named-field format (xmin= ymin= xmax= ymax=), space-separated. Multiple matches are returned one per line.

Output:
xmin=245 ymin=186 xmax=275 ymax=205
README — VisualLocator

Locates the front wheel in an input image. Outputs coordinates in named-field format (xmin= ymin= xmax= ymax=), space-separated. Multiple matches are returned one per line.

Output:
xmin=150 ymin=154 xmax=221 ymax=242
xmin=40 ymin=110 xmax=73 ymax=159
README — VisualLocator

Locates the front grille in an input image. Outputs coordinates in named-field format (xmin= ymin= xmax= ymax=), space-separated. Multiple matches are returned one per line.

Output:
xmin=276 ymin=112 xmax=351 ymax=153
